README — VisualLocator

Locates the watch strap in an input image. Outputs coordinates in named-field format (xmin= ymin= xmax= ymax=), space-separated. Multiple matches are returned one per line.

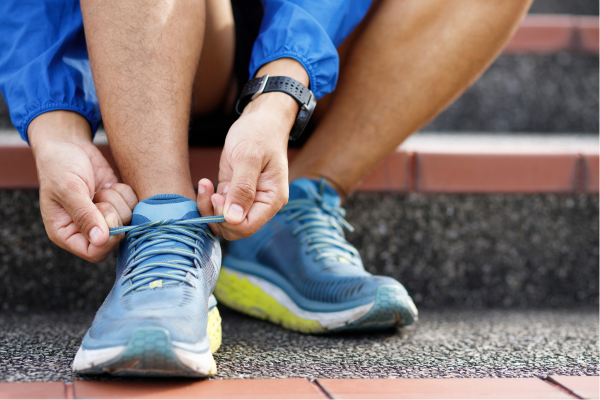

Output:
xmin=236 ymin=75 xmax=316 ymax=141
xmin=236 ymin=75 xmax=312 ymax=114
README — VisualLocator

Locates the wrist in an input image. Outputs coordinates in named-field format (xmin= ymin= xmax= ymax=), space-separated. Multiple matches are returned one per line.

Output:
xmin=241 ymin=58 xmax=311 ymax=130
xmin=29 ymin=111 xmax=93 ymax=154
xmin=242 ymin=91 xmax=298 ymax=128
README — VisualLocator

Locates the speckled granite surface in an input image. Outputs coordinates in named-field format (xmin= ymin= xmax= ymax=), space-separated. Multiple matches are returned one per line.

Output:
xmin=422 ymin=53 xmax=599 ymax=134
xmin=344 ymin=193 xmax=599 ymax=309
xmin=0 ymin=308 xmax=597 ymax=381
xmin=0 ymin=191 xmax=597 ymax=311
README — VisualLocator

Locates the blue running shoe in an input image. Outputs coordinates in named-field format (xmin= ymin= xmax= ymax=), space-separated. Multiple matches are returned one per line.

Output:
xmin=73 ymin=195 xmax=225 ymax=377
xmin=215 ymin=179 xmax=418 ymax=333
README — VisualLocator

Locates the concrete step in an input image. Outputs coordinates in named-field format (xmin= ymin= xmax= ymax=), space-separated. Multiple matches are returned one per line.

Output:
xmin=1 ymin=131 xmax=598 ymax=193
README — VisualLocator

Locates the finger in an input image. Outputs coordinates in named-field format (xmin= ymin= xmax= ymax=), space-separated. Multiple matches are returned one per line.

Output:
xmin=220 ymin=198 xmax=277 ymax=240
xmin=197 ymin=179 xmax=221 ymax=235
xmin=58 ymin=181 xmax=110 ymax=247
xmin=223 ymin=155 xmax=262 ymax=225
xmin=212 ymin=193 xmax=236 ymax=240
xmin=51 ymin=201 xmax=120 ymax=263
xmin=97 ymin=202 xmax=122 ymax=226
xmin=93 ymin=187 xmax=134 ymax=225
xmin=212 ymin=193 xmax=226 ymax=217
xmin=104 ymin=183 xmax=138 ymax=211
xmin=212 ymin=193 xmax=244 ymax=241
xmin=96 ymin=201 xmax=124 ymax=240
xmin=83 ymin=202 xmax=124 ymax=262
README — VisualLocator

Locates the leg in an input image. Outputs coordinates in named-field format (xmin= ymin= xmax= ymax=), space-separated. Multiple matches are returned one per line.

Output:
xmin=289 ymin=0 xmax=533 ymax=198
xmin=81 ymin=0 xmax=234 ymax=201
xmin=74 ymin=0 xmax=235 ymax=378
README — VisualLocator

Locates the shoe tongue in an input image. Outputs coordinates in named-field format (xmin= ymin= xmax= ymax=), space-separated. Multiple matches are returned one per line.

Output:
xmin=132 ymin=194 xmax=200 ymax=224
xmin=289 ymin=178 xmax=341 ymax=207
xmin=129 ymin=194 xmax=200 ymax=290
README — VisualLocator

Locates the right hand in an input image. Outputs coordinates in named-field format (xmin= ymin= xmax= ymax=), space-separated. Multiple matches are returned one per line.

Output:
xmin=29 ymin=111 xmax=138 ymax=263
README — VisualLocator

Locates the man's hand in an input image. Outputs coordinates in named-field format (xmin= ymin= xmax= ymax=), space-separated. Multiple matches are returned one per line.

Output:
xmin=197 ymin=92 xmax=293 ymax=240
xmin=196 ymin=58 xmax=310 ymax=240
xmin=29 ymin=111 xmax=138 ymax=262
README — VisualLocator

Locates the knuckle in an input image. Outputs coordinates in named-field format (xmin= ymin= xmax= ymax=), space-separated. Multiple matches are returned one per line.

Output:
xmin=231 ymin=179 xmax=256 ymax=204
xmin=72 ymin=206 xmax=95 ymax=229
xmin=112 ymin=183 xmax=138 ymax=206
xmin=93 ymin=189 xmax=111 ymax=203
xmin=59 ymin=178 xmax=86 ymax=197
xmin=96 ymin=202 xmax=116 ymax=216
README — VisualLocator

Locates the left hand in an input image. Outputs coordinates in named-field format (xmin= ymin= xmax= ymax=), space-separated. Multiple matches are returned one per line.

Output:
xmin=197 ymin=92 xmax=295 ymax=240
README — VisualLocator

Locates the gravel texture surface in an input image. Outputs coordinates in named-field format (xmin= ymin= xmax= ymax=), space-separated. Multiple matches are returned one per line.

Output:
xmin=0 ymin=191 xmax=597 ymax=311
xmin=529 ymin=0 xmax=598 ymax=15
xmin=422 ymin=53 xmax=599 ymax=134
xmin=0 ymin=308 xmax=597 ymax=382
xmin=344 ymin=193 xmax=599 ymax=309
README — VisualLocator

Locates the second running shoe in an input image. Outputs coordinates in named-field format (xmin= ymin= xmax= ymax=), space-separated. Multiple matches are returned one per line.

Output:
xmin=216 ymin=179 xmax=418 ymax=333
xmin=73 ymin=194 xmax=224 ymax=377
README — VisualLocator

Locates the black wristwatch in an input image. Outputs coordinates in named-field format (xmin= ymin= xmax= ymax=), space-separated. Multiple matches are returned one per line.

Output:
xmin=236 ymin=75 xmax=316 ymax=141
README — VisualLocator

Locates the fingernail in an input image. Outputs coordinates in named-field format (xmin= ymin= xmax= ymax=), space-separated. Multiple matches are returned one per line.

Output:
xmin=104 ymin=183 xmax=113 ymax=189
xmin=89 ymin=226 xmax=102 ymax=245
xmin=108 ymin=214 xmax=119 ymax=229
xmin=228 ymin=204 xmax=244 ymax=222
xmin=198 ymin=185 xmax=206 ymax=194
xmin=222 ymin=185 xmax=229 ymax=194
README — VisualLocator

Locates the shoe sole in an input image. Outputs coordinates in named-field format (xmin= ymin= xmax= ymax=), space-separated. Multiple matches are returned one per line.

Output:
xmin=72 ymin=306 xmax=222 ymax=378
xmin=215 ymin=267 xmax=418 ymax=334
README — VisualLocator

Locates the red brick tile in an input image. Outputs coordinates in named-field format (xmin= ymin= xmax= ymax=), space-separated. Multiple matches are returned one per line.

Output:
xmin=73 ymin=378 xmax=326 ymax=399
xmin=0 ymin=144 xmax=38 ymax=188
xmin=551 ymin=376 xmax=599 ymax=399
xmin=380 ymin=151 xmax=410 ymax=191
xmin=357 ymin=162 xmax=388 ymax=191
xmin=582 ymin=154 xmax=599 ymax=193
xmin=357 ymin=151 xmax=410 ymax=192
xmin=504 ymin=15 xmax=574 ymax=54
xmin=415 ymin=153 xmax=578 ymax=193
xmin=0 ymin=382 xmax=66 ymax=399
xmin=188 ymin=148 xmax=302 ymax=189
xmin=65 ymin=383 xmax=75 ymax=399
xmin=575 ymin=17 xmax=599 ymax=54
xmin=319 ymin=378 xmax=573 ymax=399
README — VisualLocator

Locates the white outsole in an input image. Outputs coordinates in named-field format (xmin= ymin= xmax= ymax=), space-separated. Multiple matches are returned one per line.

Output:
xmin=72 ymin=344 xmax=215 ymax=375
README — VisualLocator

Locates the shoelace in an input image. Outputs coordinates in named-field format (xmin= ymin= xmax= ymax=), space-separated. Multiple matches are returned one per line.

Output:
xmin=282 ymin=180 xmax=360 ymax=266
xmin=109 ymin=215 xmax=225 ymax=295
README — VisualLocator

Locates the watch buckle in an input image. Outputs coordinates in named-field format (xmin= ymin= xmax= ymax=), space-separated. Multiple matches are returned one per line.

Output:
xmin=251 ymin=74 xmax=269 ymax=101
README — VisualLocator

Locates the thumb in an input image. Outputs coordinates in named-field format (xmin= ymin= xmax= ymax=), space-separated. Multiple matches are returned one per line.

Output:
xmin=61 ymin=187 xmax=110 ymax=247
xmin=224 ymin=156 xmax=261 ymax=224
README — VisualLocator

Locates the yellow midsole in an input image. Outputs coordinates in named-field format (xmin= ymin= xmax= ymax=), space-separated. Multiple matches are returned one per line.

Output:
xmin=214 ymin=267 xmax=325 ymax=334
xmin=207 ymin=306 xmax=222 ymax=354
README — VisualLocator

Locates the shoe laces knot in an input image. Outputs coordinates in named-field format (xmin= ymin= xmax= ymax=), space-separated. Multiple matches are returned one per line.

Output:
xmin=282 ymin=180 xmax=360 ymax=266
xmin=109 ymin=216 xmax=225 ymax=295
